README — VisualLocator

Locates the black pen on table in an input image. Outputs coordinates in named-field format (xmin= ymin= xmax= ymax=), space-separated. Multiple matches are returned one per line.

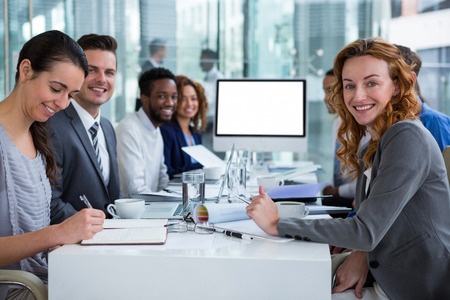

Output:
xmin=225 ymin=230 xmax=253 ymax=240
xmin=163 ymin=188 xmax=182 ymax=195
xmin=79 ymin=194 xmax=93 ymax=209
xmin=218 ymin=228 xmax=253 ymax=240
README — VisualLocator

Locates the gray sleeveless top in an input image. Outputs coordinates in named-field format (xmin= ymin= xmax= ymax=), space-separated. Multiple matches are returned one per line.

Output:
xmin=0 ymin=125 xmax=51 ymax=282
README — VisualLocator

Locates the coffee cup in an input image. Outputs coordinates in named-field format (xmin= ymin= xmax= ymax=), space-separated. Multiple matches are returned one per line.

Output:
xmin=203 ymin=167 xmax=223 ymax=180
xmin=107 ymin=199 xmax=145 ymax=219
xmin=276 ymin=201 xmax=309 ymax=218
xmin=256 ymin=175 xmax=284 ymax=191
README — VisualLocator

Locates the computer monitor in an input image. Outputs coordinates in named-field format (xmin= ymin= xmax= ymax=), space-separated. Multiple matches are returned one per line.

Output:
xmin=213 ymin=79 xmax=307 ymax=153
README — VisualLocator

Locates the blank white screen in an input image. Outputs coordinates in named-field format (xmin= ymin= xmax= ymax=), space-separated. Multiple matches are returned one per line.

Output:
xmin=216 ymin=80 xmax=305 ymax=136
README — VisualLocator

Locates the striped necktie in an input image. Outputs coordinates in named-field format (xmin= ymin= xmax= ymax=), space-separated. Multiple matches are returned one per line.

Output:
xmin=89 ymin=122 xmax=103 ymax=173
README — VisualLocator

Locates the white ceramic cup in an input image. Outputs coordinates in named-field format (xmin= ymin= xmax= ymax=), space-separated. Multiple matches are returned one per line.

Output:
xmin=276 ymin=201 xmax=309 ymax=218
xmin=107 ymin=199 xmax=145 ymax=219
xmin=203 ymin=167 xmax=223 ymax=180
xmin=257 ymin=175 xmax=284 ymax=191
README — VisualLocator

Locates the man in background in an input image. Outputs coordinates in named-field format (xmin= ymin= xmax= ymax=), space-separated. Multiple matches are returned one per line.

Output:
xmin=136 ymin=38 xmax=168 ymax=111
xmin=140 ymin=38 xmax=167 ymax=76
xmin=199 ymin=48 xmax=223 ymax=151
xmin=50 ymin=34 xmax=120 ymax=223
xmin=395 ymin=44 xmax=450 ymax=152
xmin=116 ymin=67 xmax=176 ymax=196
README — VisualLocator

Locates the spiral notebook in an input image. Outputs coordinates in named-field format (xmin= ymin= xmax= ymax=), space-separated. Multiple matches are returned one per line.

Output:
xmin=81 ymin=219 xmax=168 ymax=245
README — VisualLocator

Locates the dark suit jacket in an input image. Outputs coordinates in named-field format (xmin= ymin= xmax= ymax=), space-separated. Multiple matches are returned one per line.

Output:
xmin=160 ymin=120 xmax=203 ymax=179
xmin=140 ymin=60 xmax=155 ymax=76
xmin=49 ymin=103 xmax=120 ymax=224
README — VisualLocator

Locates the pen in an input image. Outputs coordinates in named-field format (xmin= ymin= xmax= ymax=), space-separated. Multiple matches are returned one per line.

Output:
xmin=163 ymin=188 xmax=182 ymax=195
xmin=79 ymin=194 xmax=93 ymax=209
xmin=224 ymin=230 xmax=253 ymax=240
xmin=237 ymin=196 xmax=251 ymax=204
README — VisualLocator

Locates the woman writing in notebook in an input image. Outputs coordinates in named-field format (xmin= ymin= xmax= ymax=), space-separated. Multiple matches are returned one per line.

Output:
xmin=160 ymin=75 xmax=208 ymax=178
xmin=247 ymin=37 xmax=450 ymax=300
xmin=0 ymin=30 xmax=105 ymax=297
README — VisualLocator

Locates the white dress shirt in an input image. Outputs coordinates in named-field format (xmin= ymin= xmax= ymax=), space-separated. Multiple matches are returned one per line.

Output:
xmin=71 ymin=99 xmax=110 ymax=185
xmin=115 ymin=108 xmax=169 ymax=196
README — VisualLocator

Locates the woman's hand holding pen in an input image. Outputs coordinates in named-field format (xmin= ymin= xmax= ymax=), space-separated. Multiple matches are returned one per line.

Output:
xmin=57 ymin=209 xmax=105 ymax=244
xmin=246 ymin=186 xmax=280 ymax=236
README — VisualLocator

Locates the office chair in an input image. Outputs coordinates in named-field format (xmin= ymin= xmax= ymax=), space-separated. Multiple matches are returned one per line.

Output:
xmin=0 ymin=270 xmax=48 ymax=300
xmin=443 ymin=146 xmax=450 ymax=184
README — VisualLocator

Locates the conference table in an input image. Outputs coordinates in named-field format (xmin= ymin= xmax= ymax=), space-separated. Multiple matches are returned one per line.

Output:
xmin=48 ymin=217 xmax=332 ymax=300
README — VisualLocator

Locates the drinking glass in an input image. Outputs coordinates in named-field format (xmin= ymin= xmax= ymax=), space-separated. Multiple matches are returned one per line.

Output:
xmin=182 ymin=171 xmax=205 ymax=216
xmin=227 ymin=161 xmax=246 ymax=203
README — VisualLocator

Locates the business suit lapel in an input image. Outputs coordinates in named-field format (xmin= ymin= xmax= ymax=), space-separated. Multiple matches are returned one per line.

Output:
xmin=65 ymin=104 xmax=105 ymax=182
xmin=100 ymin=118 xmax=120 ymax=198
xmin=174 ymin=120 xmax=188 ymax=147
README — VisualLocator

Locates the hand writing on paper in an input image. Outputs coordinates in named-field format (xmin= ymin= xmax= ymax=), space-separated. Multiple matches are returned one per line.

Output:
xmin=57 ymin=209 xmax=105 ymax=244
xmin=246 ymin=186 xmax=280 ymax=236
xmin=333 ymin=251 xmax=368 ymax=298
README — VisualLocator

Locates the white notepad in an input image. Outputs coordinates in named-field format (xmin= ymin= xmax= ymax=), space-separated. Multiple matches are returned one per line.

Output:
xmin=82 ymin=219 xmax=168 ymax=245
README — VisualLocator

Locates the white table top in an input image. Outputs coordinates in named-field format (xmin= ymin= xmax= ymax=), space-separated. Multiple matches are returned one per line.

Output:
xmin=49 ymin=221 xmax=332 ymax=300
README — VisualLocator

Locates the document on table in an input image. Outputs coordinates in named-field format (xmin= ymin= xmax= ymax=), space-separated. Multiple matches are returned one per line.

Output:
xmin=81 ymin=219 xmax=168 ymax=245
xmin=182 ymin=145 xmax=226 ymax=168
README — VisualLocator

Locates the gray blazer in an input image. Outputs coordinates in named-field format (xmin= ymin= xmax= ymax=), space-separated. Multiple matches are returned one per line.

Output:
xmin=278 ymin=120 xmax=450 ymax=299
xmin=50 ymin=103 xmax=120 ymax=224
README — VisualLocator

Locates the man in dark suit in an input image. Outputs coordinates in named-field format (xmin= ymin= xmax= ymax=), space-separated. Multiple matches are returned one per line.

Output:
xmin=50 ymin=34 xmax=120 ymax=224
xmin=140 ymin=38 xmax=167 ymax=76
xmin=136 ymin=38 xmax=168 ymax=111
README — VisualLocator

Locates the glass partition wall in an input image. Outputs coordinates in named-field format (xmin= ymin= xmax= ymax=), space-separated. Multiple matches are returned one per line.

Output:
xmin=1 ymin=0 xmax=449 ymax=183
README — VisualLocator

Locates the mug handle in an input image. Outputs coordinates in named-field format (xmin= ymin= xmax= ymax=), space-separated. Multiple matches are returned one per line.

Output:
xmin=106 ymin=204 xmax=120 ymax=219
xmin=278 ymin=179 xmax=284 ymax=186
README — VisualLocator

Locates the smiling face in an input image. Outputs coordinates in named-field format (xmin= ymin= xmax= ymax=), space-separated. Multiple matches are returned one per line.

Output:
xmin=23 ymin=60 xmax=85 ymax=122
xmin=177 ymin=84 xmax=199 ymax=120
xmin=342 ymin=55 xmax=399 ymax=132
xmin=73 ymin=49 xmax=116 ymax=117
xmin=142 ymin=78 xmax=177 ymax=127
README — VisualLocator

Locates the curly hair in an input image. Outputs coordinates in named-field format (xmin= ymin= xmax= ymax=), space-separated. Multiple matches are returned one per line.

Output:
xmin=174 ymin=75 xmax=208 ymax=132
xmin=330 ymin=37 xmax=421 ymax=179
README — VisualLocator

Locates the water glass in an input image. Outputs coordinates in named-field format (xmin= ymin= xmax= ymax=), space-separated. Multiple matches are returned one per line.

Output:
xmin=182 ymin=171 xmax=205 ymax=215
xmin=227 ymin=162 xmax=246 ymax=202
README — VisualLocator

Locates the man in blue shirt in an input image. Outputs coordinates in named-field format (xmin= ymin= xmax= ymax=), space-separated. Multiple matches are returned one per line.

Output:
xmin=396 ymin=44 xmax=450 ymax=152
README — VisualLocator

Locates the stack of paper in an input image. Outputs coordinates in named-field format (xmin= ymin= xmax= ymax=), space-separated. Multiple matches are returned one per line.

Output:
xmin=81 ymin=219 xmax=168 ymax=245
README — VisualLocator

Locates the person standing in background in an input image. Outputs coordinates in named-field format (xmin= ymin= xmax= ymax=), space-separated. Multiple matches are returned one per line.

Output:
xmin=160 ymin=75 xmax=208 ymax=178
xmin=136 ymin=38 xmax=168 ymax=111
xmin=0 ymin=30 xmax=105 ymax=299
xmin=140 ymin=38 xmax=167 ymax=76
xmin=116 ymin=67 xmax=176 ymax=196
xmin=50 ymin=34 xmax=120 ymax=224
xmin=395 ymin=44 xmax=450 ymax=152
xmin=199 ymin=48 xmax=223 ymax=151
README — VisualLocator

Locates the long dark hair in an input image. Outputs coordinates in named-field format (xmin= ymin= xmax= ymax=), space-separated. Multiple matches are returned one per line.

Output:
xmin=15 ymin=30 xmax=88 ymax=185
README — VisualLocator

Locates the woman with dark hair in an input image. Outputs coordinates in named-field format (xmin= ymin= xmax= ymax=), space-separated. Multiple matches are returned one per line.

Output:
xmin=247 ymin=37 xmax=450 ymax=299
xmin=0 ymin=30 xmax=105 ymax=298
xmin=160 ymin=75 xmax=208 ymax=178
